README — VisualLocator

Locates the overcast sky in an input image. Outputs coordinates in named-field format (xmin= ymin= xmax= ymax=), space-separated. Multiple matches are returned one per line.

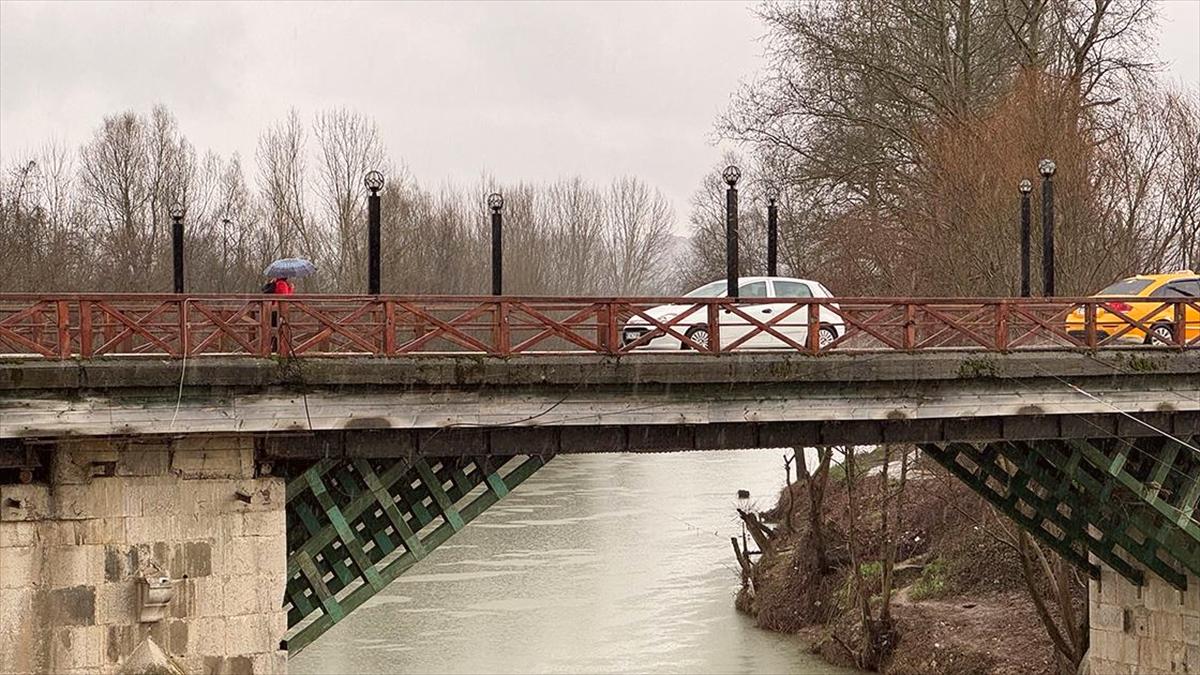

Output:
xmin=1 ymin=0 xmax=1198 ymax=228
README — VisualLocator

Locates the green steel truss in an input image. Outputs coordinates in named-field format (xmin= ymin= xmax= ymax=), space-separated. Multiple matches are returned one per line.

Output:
xmin=920 ymin=437 xmax=1200 ymax=590
xmin=282 ymin=454 xmax=551 ymax=653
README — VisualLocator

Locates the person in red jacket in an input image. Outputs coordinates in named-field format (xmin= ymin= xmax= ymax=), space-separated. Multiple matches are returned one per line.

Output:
xmin=264 ymin=277 xmax=294 ymax=352
xmin=264 ymin=277 xmax=295 ymax=295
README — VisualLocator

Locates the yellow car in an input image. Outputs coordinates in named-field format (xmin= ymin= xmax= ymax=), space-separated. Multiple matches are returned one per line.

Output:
xmin=1065 ymin=270 xmax=1199 ymax=345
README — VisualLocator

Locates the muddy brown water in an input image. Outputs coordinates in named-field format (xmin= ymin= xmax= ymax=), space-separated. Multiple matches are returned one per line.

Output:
xmin=291 ymin=451 xmax=853 ymax=674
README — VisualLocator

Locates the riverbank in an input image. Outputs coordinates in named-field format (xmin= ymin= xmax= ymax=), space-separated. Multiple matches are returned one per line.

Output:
xmin=736 ymin=452 xmax=1070 ymax=675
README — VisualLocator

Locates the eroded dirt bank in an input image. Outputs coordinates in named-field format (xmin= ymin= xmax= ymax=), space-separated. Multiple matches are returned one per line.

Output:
xmin=736 ymin=455 xmax=1077 ymax=675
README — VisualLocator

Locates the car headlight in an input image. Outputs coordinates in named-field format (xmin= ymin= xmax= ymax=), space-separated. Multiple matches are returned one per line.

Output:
xmin=656 ymin=313 xmax=678 ymax=322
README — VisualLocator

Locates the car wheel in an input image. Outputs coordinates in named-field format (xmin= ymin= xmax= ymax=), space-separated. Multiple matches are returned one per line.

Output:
xmin=684 ymin=325 xmax=711 ymax=351
xmin=818 ymin=325 xmax=838 ymax=349
xmin=1147 ymin=323 xmax=1174 ymax=345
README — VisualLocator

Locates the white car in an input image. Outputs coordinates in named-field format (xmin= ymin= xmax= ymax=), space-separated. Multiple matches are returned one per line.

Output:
xmin=621 ymin=276 xmax=846 ymax=351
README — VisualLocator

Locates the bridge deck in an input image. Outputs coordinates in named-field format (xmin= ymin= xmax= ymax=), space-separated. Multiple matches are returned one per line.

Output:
xmin=2 ymin=351 xmax=1196 ymax=451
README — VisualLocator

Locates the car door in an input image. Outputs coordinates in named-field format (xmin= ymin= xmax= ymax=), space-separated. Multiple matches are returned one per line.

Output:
xmin=1142 ymin=278 xmax=1200 ymax=341
xmin=769 ymin=279 xmax=815 ymax=346
xmin=1172 ymin=279 xmax=1200 ymax=341
xmin=1151 ymin=279 xmax=1200 ymax=342
xmin=722 ymin=281 xmax=771 ymax=348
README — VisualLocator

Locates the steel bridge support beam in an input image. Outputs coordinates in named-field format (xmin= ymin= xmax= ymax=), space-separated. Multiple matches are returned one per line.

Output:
xmin=919 ymin=437 xmax=1199 ymax=590
xmin=281 ymin=453 xmax=551 ymax=654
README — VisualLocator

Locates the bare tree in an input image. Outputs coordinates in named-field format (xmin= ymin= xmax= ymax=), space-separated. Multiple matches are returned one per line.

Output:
xmin=380 ymin=180 xmax=486 ymax=295
xmin=77 ymin=105 xmax=195 ymax=291
xmin=542 ymin=177 xmax=606 ymax=294
xmin=502 ymin=182 xmax=556 ymax=294
xmin=1006 ymin=0 xmax=1158 ymax=106
xmin=710 ymin=0 xmax=1163 ymax=297
xmin=2 ymin=104 xmax=686 ymax=296
xmin=1017 ymin=530 xmax=1088 ymax=675
xmin=257 ymin=109 xmax=320 ymax=271
xmin=604 ymin=176 xmax=675 ymax=295
xmin=0 ymin=159 xmax=44 ymax=291
xmin=841 ymin=445 xmax=906 ymax=671
xmin=313 ymin=109 xmax=387 ymax=292
xmin=1096 ymin=85 xmax=1200 ymax=272
xmin=794 ymin=446 xmax=836 ymax=573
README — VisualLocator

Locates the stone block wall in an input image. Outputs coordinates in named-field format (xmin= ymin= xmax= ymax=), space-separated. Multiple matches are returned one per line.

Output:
xmin=1087 ymin=563 xmax=1199 ymax=675
xmin=0 ymin=437 xmax=287 ymax=674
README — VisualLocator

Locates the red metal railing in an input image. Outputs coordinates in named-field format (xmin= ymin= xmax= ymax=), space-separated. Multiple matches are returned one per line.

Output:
xmin=0 ymin=294 xmax=1197 ymax=358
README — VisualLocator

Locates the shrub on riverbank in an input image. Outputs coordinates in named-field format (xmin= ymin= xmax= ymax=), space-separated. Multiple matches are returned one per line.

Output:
xmin=738 ymin=451 xmax=1072 ymax=675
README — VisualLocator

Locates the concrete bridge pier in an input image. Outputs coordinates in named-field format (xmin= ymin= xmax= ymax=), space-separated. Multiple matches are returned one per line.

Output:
xmin=0 ymin=437 xmax=286 ymax=674
xmin=1086 ymin=563 xmax=1199 ymax=674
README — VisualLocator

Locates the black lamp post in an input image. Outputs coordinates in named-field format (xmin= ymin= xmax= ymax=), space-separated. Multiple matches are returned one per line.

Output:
xmin=220 ymin=217 xmax=232 ymax=291
xmin=488 ymin=193 xmax=504 ymax=295
xmin=364 ymin=170 xmax=384 ymax=294
xmin=170 ymin=202 xmax=185 ymax=294
xmin=766 ymin=193 xmax=779 ymax=277
xmin=723 ymin=166 xmax=741 ymax=299
xmin=1039 ymin=159 xmax=1057 ymax=296
xmin=1018 ymin=179 xmax=1032 ymax=297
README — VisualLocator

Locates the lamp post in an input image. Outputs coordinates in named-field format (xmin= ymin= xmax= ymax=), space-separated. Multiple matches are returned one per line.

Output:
xmin=766 ymin=193 xmax=779 ymax=277
xmin=1018 ymin=180 xmax=1032 ymax=297
xmin=723 ymin=166 xmax=741 ymax=299
xmin=220 ymin=217 xmax=232 ymax=291
xmin=1039 ymin=159 xmax=1057 ymax=296
xmin=364 ymin=170 xmax=384 ymax=294
xmin=488 ymin=193 xmax=504 ymax=295
xmin=170 ymin=202 xmax=185 ymax=294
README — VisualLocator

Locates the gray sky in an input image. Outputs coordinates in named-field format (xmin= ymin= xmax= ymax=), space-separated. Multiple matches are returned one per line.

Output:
xmin=2 ymin=0 xmax=1198 ymax=227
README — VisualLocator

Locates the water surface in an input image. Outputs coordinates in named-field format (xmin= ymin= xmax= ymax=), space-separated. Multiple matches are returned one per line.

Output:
xmin=292 ymin=450 xmax=850 ymax=674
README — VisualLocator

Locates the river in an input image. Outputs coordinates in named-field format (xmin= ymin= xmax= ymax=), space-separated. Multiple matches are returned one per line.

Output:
xmin=291 ymin=450 xmax=850 ymax=674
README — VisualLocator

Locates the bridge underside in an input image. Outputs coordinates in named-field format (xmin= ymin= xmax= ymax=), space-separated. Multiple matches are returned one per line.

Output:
xmin=257 ymin=411 xmax=1200 ymax=460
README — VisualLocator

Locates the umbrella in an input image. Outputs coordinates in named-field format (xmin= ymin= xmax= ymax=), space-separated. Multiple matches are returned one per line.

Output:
xmin=264 ymin=258 xmax=317 ymax=279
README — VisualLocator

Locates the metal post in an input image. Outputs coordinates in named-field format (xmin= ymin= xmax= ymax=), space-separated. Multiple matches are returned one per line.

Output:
xmin=488 ymin=193 xmax=504 ymax=295
xmin=170 ymin=202 xmax=185 ymax=294
xmin=767 ymin=195 xmax=778 ymax=277
xmin=221 ymin=218 xmax=231 ymax=291
xmin=723 ymin=166 xmax=741 ymax=298
xmin=364 ymin=171 xmax=384 ymax=294
xmin=1018 ymin=180 xmax=1032 ymax=297
xmin=1039 ymin=159 xmax=1057 ymax=296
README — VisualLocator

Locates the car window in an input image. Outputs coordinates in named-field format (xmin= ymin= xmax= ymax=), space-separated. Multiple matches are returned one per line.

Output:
xmin=1098 ymin=278 xmax=1153 ymax=295
xmin=684 ymin=280 xmax=726 ymax=298
xmin=773 ymin=280 xmax=813 ymax=298
xmin=1152 ymin=279 xmax=1200 ymax=297
xmin=739 ymin=281 xmax=768 ymax=298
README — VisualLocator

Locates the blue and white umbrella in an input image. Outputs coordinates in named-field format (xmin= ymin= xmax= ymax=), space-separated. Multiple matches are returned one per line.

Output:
xmin=264 ymin=258 xmax=317 ymax=279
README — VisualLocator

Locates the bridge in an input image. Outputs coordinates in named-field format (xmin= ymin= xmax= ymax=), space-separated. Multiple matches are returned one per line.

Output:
xmin=1 ymin=293 xmax=1198 ymax=674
